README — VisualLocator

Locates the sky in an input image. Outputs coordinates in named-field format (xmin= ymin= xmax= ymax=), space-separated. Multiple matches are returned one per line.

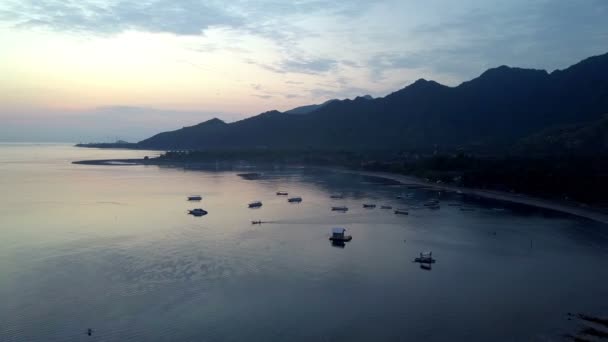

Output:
xmin=1 ymin=0 xmax=607 ymax=142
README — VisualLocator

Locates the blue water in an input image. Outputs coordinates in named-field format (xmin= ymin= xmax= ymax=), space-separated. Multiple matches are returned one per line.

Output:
xmin=1 ymin=143 xmax=607 ymax=341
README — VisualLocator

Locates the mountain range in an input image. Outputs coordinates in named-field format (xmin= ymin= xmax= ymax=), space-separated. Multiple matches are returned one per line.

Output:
xmin=136 ymin=52 xmax=608 ymax=152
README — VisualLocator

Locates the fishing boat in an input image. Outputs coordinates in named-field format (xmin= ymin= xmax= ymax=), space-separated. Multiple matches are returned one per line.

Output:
xmin=362 ymin=203 xmax=376 ymax=208
xmin=328 ymin=227 xmax=352 ymax=242
xmin=380 ymin=205 xmax=392 ymax=209
xmin=248 ymin=201 xmax=263 ymax=208
xmin=187 ymin=195 xmax=202 ymax=201
xmin=188 ymin=208 xmax=208 ymax=217
xmin=288 ymin=197 xmax=302 ymax=203
xmin=394 ymin=209 xmax=409 ymax=215
xmin=276 ymin=191 xmax=288 ymax=196
xmin=331 ymin=206 xmax=348 ymax=211
xmin=414 ymin=251 xmax=436 ymax=263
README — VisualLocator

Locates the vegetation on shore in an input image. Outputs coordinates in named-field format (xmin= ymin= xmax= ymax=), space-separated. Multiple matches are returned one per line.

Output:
xmin=152 ymin=149 xmax=608 ymax=206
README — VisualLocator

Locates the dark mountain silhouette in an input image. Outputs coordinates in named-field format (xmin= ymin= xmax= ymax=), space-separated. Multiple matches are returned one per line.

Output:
xmin=284 ymin=99 xmax=338 ymax=115
xmin=284 ymin=96 xmax=373 ymax=115
xmin=138 ymin=52 xmax=608 ymax=151
xmin=515 ymin=114 xmax=608 ymax=156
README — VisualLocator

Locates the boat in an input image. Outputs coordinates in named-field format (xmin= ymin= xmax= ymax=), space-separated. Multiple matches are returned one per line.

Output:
xmin=248 ymin=201 xmax=263 ymax=208
xmin=276 ymin=191 xmax=288 ymax=196
xmin=414 ymin=251 xmax=436 ymax=263
xmin=330 ymin=194 xmax=344 ymax=199
xmin=380 ymin=205 xmax=392 ymax=209
xmin=331 ymin=240 xmax=346 ymax=248
xmin=394 ymin=209 xmax=409 ymax=215
xmin=188 ymin=208 xmax=208 ymax=217
xmin=331 ymin=206 xmax=348 ymax=211
xmin=187 ymin=195 xmax=202 ymax=201
xmin=288 ymin=197 xmax=302 ymax=203
xmin=328 ymin=227 xmax=352 ymax=242
xmin=251 ymin=220 xmax=262 ymax=225
xmin=362 ymin=203 xmax=376 ymax=208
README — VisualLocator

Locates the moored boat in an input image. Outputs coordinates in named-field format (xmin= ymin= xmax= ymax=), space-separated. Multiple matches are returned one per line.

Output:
xmin=276 ymin=191 xmax=288 ymax=196
xmin=251 ymin=220 xmax=262 ymax=225
xmin=288 ymin=196 xmax=302 ymax=203
xmin=362 ymin=203 xmax=376 ymax=208
xmin=328 ymin=227 xmax=352 ymax=242
xmin=414 ymin=251 xmax=436 ymax=263
xmin=187 ymin=195 xmax=202 ymax=201
xmin=331 ymin=206 xmax=348 ymax=211
xmin=248 ymin=201 xmax=263 ymax=208
xmin=188 ymin=208 xmax=208 ymax=216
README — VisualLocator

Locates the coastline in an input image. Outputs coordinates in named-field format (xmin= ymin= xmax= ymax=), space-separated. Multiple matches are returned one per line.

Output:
xmin=72 ymin=158 xmax=608 ymax=225
xmin=331 ymin=168 xmax=608 ymax=225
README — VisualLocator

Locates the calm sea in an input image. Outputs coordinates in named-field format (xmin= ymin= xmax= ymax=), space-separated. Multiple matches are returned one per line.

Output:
xmin=1 ymin=143 xmax=607 ymax=341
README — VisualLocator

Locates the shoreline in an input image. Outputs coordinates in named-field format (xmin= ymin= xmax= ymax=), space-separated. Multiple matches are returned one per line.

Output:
xmin=331 ymin=168 xmax=608 ymax=225
xmin=72 ymin=158 xmax=608 ymax=225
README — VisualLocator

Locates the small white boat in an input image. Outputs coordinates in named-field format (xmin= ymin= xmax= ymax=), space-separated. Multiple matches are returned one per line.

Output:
xmin=188 ymin=208 xmax=208 ymax=216
xmin=276 ymin=191 xmax=288 ymax=196
xmin=331 ymin=206 xmax=348 ymax=211
xmin=380 ymin=205 xmax=392 ymax=209
xmin=362 ymin=203 xmax=376 ymax=208
xmin=187 ymin=195 xmax=202 ymax=201
xmin=288 ymin=197 xmax=302 ymax=203
xmin=330 ymin=194 xmax=344 ymax=199
xmin=394 ymin=209 xmax=409 ymax=215
xmin=248 ymin=201 xmax=263 ymax=208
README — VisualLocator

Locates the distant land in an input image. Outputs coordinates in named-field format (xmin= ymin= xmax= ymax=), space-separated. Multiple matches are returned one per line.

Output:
xmin=76 ymin=52 xmax=608 ymax=207
xmin=79 ymin=51 xmax=608 ymax=153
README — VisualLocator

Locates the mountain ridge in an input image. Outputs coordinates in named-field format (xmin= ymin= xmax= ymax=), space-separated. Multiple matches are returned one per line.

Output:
xmin=137 ymin=52 xmax=608 ymax=151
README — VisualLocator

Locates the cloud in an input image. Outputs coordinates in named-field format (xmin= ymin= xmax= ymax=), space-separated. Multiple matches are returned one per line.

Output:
xmin=280 ymin=58 xmax=337 ymax=74
xmin=3 ymin=0 xmax=242 ymax=35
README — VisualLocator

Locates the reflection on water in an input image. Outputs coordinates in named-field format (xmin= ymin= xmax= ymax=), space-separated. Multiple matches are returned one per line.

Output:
xmin=1 ymin=143 xmax=608 ymax=341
